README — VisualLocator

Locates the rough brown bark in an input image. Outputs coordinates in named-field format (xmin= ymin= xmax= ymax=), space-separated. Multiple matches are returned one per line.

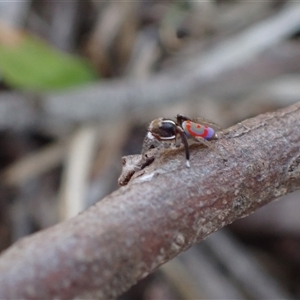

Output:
xmin=0 ymin=103 xmax=300 ymax=299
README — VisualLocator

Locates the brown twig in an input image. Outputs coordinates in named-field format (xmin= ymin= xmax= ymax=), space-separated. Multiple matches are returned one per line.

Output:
xmin=0 ymin=103 xmax=300 ymax=299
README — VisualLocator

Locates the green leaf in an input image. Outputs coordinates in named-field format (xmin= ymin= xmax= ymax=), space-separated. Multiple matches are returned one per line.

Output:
xmin=0 ymin=29 xmax=97 ymax=91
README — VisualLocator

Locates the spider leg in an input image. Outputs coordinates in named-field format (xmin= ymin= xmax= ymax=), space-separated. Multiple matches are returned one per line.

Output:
xmin=193 ymin=136 xmax=227 ymax=161
xmin=175 ymin=134 xmax=181 ymax=147
xmin=176 ymin=126 xmax=190 ymax=167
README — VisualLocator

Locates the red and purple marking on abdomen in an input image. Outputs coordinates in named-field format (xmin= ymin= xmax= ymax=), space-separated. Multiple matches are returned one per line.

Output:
xmin=182 ymin=120 xmax=215 ymax=140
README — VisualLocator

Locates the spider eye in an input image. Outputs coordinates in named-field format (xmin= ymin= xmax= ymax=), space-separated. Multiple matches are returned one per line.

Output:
xmin=158 ymin=121 xmax=176 ymax=138
xmin=149 ymin=119 xmax=176 ymax=141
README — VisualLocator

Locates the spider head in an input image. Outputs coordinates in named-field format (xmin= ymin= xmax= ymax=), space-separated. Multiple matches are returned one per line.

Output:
xmin=148 ymin=118 xmax=177 ymax=141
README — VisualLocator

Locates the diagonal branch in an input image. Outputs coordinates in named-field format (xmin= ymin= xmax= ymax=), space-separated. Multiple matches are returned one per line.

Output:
xmin=0 ymin=103 xmax=300 ymax=299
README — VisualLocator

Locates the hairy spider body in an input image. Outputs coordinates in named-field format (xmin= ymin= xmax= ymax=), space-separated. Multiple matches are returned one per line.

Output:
xmin=147 ymin=114 xmax=221 ymax=167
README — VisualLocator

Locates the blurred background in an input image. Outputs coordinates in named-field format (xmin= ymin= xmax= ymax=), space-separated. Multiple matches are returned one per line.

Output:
xmin=0 ymin=0 xmax=300 ymax=299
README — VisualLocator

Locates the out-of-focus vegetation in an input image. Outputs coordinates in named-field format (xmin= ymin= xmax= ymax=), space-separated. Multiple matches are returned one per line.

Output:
xmin=0 ymin=23 xmax=97 ymax=91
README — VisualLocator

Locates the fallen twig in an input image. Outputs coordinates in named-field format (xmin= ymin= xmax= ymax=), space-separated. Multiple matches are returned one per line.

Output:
xmin=0 ymin=103 xmax=300 ymax=299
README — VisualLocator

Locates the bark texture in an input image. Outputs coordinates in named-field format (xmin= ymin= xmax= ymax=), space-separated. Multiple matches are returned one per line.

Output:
xmin=0 ymin=103 xmax=300 ymax=299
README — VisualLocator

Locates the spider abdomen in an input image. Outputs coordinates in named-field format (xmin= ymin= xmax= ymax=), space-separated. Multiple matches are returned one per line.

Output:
xmin=182 ymin=120 xmax=216 ymax=140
